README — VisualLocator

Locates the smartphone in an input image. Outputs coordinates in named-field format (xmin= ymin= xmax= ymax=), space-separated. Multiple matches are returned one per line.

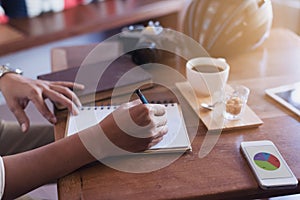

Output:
xmin=240 ymin=140 xmax=298 ymax=190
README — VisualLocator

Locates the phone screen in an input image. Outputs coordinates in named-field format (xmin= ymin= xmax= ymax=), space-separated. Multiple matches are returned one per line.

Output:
xmin=244 ymin=145 xmax=293 ymax=180
xmin=275 ymin=85 xmax=300 ymax=110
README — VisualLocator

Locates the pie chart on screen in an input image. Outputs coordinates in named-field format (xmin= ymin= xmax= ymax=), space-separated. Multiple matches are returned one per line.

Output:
xmin=254 ymin=152 xmax=281 ymax=171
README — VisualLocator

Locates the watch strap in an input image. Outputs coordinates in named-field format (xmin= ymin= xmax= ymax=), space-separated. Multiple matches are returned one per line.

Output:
xmin=0 ymin=65 xmax=23 ymax=78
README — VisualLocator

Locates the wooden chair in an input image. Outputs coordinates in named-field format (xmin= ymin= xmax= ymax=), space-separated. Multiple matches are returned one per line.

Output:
xmin=180 ymin=0 xmax=273 ymax=58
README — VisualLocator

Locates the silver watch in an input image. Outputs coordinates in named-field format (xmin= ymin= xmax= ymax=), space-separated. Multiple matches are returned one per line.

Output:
xmin=0 ymin=64 xmax=23 ymax=78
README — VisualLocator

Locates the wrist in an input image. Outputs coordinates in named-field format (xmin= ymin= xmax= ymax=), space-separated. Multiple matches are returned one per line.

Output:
xmin=78 ymin=124 xmax=110 ymax=160
xmin=0 ymin=65 xmax=23 ymax=90
xmin=0 ymin=73 xmax=21 ymax=91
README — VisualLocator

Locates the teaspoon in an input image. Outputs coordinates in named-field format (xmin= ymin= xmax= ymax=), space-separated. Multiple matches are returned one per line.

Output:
xmin=200 ymin=102 xmax=219 ymax=111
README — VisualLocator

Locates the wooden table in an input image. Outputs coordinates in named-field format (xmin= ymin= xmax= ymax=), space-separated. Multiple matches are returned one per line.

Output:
xmin=0 ymin=0 xmax=183 ymax=56
xmin=54 ymin=28 xmax=300 ymax=200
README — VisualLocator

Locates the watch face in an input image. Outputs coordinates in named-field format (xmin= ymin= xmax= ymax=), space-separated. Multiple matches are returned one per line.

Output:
xmin=0 ymin=65 xmax=9 ymax=77
xmin=0 ymin=65 xmax=22 ymax=77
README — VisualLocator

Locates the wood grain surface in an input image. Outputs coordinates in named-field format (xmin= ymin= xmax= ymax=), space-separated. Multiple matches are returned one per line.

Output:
xmin=54 ymin=28 xmax=300 ymax=200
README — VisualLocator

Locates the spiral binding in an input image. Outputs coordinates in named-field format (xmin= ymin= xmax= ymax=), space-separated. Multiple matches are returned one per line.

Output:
xmin=79 ymin=101 xmax=176 ymax=111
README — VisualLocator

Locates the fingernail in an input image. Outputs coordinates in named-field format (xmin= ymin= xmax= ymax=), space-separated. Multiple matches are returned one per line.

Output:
xmin=73 ymin=107 xmax=80 ymax=115
xmin=50 ymin=117 xmax=57 ymax=124
xmin=77 ymin=101 xmax=82 ymax=107
xmin=21 ymin=123 xmax=27 ymax=132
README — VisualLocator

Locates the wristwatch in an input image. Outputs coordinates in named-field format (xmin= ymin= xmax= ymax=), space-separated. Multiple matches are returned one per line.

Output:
xmin=0 ymin=64 xmax=23 ymax=78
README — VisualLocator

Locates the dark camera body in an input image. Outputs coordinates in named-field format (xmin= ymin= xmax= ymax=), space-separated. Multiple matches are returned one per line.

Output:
xmin=120 ymin=21 xmax=163 ymax=65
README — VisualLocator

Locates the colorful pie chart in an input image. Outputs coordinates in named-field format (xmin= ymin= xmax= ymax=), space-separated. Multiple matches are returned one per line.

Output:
xmin=254 ymin=152 xmax=280 ymax=171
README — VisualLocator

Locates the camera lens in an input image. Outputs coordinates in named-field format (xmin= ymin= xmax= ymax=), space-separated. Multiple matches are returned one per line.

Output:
xmin=131 ymin=41 xmax=159 ymax=65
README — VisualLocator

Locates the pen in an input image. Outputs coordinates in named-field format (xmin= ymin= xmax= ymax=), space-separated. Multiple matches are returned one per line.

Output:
xmin=135 ymin=89 xmax=149 ymax=104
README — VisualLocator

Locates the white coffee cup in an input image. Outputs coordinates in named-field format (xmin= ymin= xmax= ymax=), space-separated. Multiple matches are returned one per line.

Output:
xmin=186 ymin=57 xmax=230 ymax=97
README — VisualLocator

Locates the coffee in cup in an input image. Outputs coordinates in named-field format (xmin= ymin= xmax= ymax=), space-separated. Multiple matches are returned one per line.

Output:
xmin=192 ymin=65 xmax=224 ymax=73
xmin=186 ymin=57 xmax=230 ymax=97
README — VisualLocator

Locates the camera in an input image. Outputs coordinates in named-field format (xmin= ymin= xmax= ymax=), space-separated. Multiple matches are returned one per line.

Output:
xmin=120 ymin=21 xmax=163 ymax=65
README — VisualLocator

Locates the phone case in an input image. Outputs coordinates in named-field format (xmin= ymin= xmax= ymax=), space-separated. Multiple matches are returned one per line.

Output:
xmin=241 ymin=140 xmax=298 ymax=190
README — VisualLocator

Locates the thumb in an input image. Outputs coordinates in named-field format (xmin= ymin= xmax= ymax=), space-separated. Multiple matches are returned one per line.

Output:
xmin=11 ymin=106 xmax=30 ymax=133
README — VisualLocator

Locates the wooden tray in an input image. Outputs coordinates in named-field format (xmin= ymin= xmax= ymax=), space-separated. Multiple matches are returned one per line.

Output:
xmin=176 ymin=82 xmax=263 ymax=131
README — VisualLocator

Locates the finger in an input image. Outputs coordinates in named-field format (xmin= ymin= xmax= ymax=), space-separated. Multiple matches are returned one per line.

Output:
xmin=43 ymin=88 xmax=79 ymax=115
xmin=152 ymin=125 xmax=168 ymax=138
xmin=72 ymin=82 xmax=85 ymax=90
xmin=29 ymin=93 xmax=57 ymax=124
xmin=152 ymin=115 xmax=168 ymax=128
xmin=148 ymin=104 xmax=166 ymax=116
xmin=19 ymin=99 xmax=29 ymax=110
xmin=51 ymin=81 xmax=85 ymax=90
xmin=9 ymin=103 xmax=30 ymax=132
xmin=50 ymin=84 xmax=82 ymax=107
xmin=147 ymin=137 xmax=164 ymax=148
xmin=149 ymin=126 xmax=168 ymax=146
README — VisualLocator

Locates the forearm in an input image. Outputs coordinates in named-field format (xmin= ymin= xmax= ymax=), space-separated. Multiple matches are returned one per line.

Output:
xmin=2 ymin=133 xmax=95 ymax=200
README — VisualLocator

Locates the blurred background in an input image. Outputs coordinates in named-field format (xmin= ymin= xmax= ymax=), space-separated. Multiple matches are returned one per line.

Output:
xmin=0 ymin=1 xmax=299 ymax=199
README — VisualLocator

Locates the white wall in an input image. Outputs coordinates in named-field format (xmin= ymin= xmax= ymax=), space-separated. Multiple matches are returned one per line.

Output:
xmin=272 ymin=0 xmax=300 ymax=34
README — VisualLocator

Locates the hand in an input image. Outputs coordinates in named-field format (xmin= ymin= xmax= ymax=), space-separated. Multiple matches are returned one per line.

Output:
xmin=0 ymin=73 xmax=84 ymax=132
xmin=100 ymin=100 xmax=168 ymax=154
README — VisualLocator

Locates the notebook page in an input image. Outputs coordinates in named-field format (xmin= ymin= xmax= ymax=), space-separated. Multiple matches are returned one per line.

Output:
xmin=150 ymin=104 xmax=190 ymax=149
xmin=66 ymin=104 xmax=191 ymax=151
xmin=67 ymin=106 xmax=119 ymax=135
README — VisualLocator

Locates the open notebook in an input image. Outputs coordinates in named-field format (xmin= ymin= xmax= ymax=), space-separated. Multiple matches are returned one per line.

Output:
xmin=66 ymin=103 xmax=191 ymax=153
